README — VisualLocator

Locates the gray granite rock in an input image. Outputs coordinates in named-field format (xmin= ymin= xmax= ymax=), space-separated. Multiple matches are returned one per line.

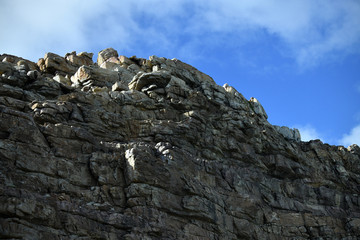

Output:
xmin=0 ymin=49 xmax=359 ymax=239
xmin=274 ymin=125 xmax=301 ymax=142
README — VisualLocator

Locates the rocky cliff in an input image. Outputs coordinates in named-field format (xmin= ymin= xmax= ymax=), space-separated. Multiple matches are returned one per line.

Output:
xmin=0 ymin=48 xmax=360 ymax=239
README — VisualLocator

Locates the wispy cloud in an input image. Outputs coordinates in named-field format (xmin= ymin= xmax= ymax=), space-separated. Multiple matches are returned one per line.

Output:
xmin=187 ymin=0 xmax=360 ymax=68
xmin=295 ymin=125 xmax=322 ymax=142
xmin=339 ymin=124 xmax=360 ymax=147
xmin=0 ymin=0 xmax=106 ymax=60
xmin=0 ymin=0 xmax=152 ymax=60
xmin=0 ymin=0 xmax=191 ymax=61
xmin=1 ymin=0 xmax=359 ymax=67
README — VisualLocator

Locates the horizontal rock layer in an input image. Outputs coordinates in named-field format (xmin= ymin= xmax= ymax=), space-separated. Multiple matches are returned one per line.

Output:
xmin=0 ymin=48 xmax=359 ymax=239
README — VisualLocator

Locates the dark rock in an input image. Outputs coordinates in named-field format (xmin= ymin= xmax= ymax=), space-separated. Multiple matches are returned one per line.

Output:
xmin=0 ymin=61 xmax=15 ymax=76
xmin=0 ymin=48 xmax=359 ymax=239
xmin=128 ymin=71 xmax=171 ymax=91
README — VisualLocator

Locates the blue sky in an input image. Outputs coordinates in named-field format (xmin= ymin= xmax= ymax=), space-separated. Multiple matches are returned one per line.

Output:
xmin=1 ymin=0 xmax=360 ymax=146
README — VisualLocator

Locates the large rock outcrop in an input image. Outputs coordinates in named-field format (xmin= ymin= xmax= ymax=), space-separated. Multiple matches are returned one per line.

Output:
xmin=0 ymin=48 xmax=359 ymax=239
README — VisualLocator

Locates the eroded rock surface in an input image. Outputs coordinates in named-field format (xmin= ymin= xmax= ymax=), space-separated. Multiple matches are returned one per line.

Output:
xmin=0 ymin=49 xmax=359 ymax=239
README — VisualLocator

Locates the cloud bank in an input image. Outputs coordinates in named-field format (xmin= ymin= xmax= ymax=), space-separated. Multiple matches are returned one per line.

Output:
xmin=296 ymin=125 xmax=322 ymax=142
xmin=191 ymin=0 xmax=360 ymax=68
xmin=339 ymin=125 xmax=360 ymax=147
xmin=296 ymin=124 xmax=360 ymax=147
xmin=1 ymin=0 xmax=359 ymax=147
xmin=0 ymin=0 xmax=137 ymax=60
xmin=1 ymin=0 xmax=359 ymax=67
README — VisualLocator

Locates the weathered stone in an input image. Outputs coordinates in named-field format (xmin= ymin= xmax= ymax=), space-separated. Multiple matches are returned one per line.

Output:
xmin=223 ymin=83 xmax=248 ymax=110
xmin=99 ymin=62 xmax=134 ymax=84
xmin=53 ymin=74 xmax=71 ymax=86
xmin=100 ymin=61 xmax=118 ymax=70
xmin=37 ymin=52 xmax=77 ymax=75
xmin=127 ymin=63 xmax=141 ymax=74
xmin=119 ymin=55 xmax=133 ymax=66
xmin=348 ymin=144 xmax=360 ymax=155
xmin=65 ymin=51 xmax=94 ymax=66
xmin=71 ymin=65 xmax=119 ymax=87
xmin=106 ymin=56 xmax=121 ymax=64
xmin=0 ymin=48 xmax=359 ymax=239
xmin=149 ymin=55 xmax=166 ymax=65
xmin=97 ymin=48 xmax=119 ymax=66
xmin=27 ymin=70 xmax=40 ymax=80
xmin=27 ymin=77 xmax=63 ymax=98
xmin=1 ymin=54 xmax=38 ymax=71
xmin=274 ymin=125 xmax=301 ymax=142
xmin=249 ymin=97 xmax=268 ymax=119
xmin=16 ymin=60 xmax=30 ymax=72
xmin=112 ymin=81 xmax=128 ymax=91
xmin=128 ymin=71 xmax=171 ymax=91
xmin=0 ymin=61 xmax=14 ymax=76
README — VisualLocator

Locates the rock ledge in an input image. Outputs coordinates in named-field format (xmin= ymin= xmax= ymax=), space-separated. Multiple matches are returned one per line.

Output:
xmin=0 ymin=48 xmax=359 ymax=239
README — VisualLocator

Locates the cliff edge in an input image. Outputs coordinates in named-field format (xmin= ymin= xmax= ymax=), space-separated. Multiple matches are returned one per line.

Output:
xmin=0 ymin=48 xmax=359 ymax=239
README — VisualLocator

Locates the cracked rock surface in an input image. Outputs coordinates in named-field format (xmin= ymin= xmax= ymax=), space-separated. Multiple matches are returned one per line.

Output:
xmin=0 ymin=49 xmax=360 ymax=239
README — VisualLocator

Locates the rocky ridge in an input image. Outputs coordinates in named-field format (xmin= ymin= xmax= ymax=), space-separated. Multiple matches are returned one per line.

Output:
xmin=0 ymin=48 xmax=360 ymax=239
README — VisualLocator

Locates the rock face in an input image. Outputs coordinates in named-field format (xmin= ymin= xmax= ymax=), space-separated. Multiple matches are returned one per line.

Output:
xmin=1 ymin=48 xmax=360 ymax=240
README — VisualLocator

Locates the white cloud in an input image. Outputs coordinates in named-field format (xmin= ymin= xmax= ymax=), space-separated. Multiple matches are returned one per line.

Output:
xmin=188 ymin=0 xmax=360 ymax=68
xmin=0 ymin=0 xmax=138 ymax=61
xmin=295 ymin=125 xmax=322 ymax=142
xmin=339 ymin=125 xmax=360 ymax=147
xmin=1 ymin=0 xmax=359 ymax=67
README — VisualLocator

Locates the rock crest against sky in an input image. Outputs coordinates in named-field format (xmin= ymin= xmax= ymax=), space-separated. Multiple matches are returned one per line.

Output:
xmin=0 ymin=49 xmax=360 ymax=239
xmin=1 ymin=0 xmax=360 ymax=146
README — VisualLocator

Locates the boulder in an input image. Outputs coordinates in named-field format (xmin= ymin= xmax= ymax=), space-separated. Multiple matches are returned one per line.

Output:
xmin=97 ymin=48 xmax=119 ymax=66
xmin=65 ymin=51 xmax=94 ymax=66
xmin=37 ymin=52 xmax=77 ymax=75
xmin=53 ymin=74 xmax=71 ymax=86
xmin=274 ymin=125 xmax=301 ymax=142
xmin=348 ymin=144 xmax=360 ymax=155
xmin=119 ymin=55 xmax=135 ymax=66
xmin=27 ymin=70 xmax=40 ymax=80
xmin=71 ymin=65 xmax=119 ymax=87
xmin=1 ymin=54 xmax=38 ymax=71
xmin=101 ymin=62 xmax=134 ymax=85
xmin=112 ymin=81 xmax=128 ymax=91
xmin=0 ymin=61 xmax=14 ymax=76
xmin=128 ymin=71 xmax=171 ymax=91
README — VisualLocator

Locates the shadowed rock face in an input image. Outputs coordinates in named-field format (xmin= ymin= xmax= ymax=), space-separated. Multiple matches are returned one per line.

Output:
xmin=0 ymin=48 xmax=359 ymax=239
